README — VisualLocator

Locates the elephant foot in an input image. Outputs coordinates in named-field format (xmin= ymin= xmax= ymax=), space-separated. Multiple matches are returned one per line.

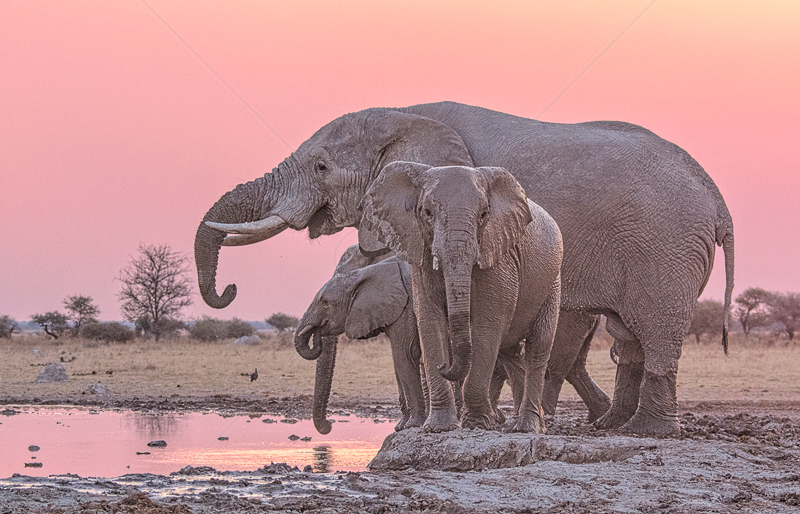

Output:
xmin=397 ymin=413 xmax=425 ymax=432
xmin=506 ymin=407 xmax=546 ymax=434
xmin=620 ymin=410 xmax=680 ymax=437
xmin=593 ymin=407 xmax=635 ymax=430
xmin=462 ymin=413 xmax=497 ymax=431
xmin=423 ymin=409 xmax=460 ymax=433
xmin=493 ymin=406 xmax=506 ymax=426
xmin=585 ymin=398 xmax=612 ymax=424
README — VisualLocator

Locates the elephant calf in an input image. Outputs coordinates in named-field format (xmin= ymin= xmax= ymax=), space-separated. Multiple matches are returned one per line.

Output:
xmin=294 ymin=245 xmax=521 ymax=433
xmin=361 ymin=162 xmax=563 ymax=432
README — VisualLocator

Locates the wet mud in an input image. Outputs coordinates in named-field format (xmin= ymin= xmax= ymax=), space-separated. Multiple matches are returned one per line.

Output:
xmin=2 ymin=399 xmax=799 ymax=513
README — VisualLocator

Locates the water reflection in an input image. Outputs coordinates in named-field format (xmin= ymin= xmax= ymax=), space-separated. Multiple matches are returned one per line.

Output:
xmin=122 ymin=414 xmax=181 ymax=438
xmin=313 ymin=445 xmax=331 ymax=473
xmin=0 ymin=407 xmax=395 ymax=479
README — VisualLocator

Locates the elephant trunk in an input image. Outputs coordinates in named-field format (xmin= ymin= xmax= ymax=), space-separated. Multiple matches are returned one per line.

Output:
xmin=438 ymin=259 xmax=475 ymax=383
xmin=294 ymin=323 xmax=323 ymax=360
xmin=194 ymin=174 xmax=276 ymax=309
xmin=312 ymin=332 xmax=338 ymax=434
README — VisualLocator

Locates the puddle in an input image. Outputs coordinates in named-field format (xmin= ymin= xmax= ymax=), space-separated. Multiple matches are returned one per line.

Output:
xmin=0 ymin=406 xmax=395 ymax=478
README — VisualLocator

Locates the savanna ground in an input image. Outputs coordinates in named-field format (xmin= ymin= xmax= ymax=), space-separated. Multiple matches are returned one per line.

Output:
xmin=1 ymin=329 xmax=799 ymax=512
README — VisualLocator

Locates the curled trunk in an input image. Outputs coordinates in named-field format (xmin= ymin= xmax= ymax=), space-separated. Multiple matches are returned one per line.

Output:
xmin=313 ymin=332 xmax=339 ymax=434
xmin=194 ymin=174 xmax=274 ymax=309
xmin=294 ymin=324 xmax=323 ymax=360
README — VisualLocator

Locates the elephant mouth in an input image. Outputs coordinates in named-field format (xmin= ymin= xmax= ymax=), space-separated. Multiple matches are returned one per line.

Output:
xmin=307 ymin=204 xmax=340 ymax=239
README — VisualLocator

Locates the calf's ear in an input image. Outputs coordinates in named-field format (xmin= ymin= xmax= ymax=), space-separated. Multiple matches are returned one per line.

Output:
xmin=345 ymin=261 xmax=409 ymax=339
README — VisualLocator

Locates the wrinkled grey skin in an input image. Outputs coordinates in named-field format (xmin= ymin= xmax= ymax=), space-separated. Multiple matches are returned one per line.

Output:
xmin=295 ymin=245 xmax=519 ymax=433
xmin=195 ymin=101 xmax=734 ymax=436
xmin=361 ymin=163 xmax=563 ymax=433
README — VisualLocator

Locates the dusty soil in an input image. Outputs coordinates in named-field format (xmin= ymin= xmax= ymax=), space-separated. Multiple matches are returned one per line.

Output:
xmin=1 ymin=333 xmax=799 ymax=512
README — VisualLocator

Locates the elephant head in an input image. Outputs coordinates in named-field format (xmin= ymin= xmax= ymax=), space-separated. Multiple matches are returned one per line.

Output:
xmin=195 ymin=109 xmax=472 ymax=309
xmin=293 ymin=259 xmax=411 ymax=433
xmin=360 ymin=162 xmax=532 ymax=382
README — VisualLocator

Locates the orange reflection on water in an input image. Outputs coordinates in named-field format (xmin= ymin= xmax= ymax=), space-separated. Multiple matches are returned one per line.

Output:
xmin=0 ymin=407 xmax=395 ymax=478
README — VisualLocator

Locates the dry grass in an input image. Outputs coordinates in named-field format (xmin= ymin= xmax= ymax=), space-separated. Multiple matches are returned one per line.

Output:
xmin=1 ymin=332 xmax=798 ymax=407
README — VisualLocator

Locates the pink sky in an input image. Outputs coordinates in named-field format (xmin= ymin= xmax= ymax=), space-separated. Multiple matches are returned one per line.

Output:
xmin=1 ymin=1 xmax=798 ymax=322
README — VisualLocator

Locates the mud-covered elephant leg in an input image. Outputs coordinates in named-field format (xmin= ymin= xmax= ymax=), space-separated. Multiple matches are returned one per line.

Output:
xmin=386 ymin=309 xmax=426 ymax=431
xmin=594 ymin=312 xmax=644 ymax=430
xmin=542 ymin=311 xmax=599 ymax=416
xmin=565 ymin=330 xmax=611 ymax=423
xmin=490 ymin=346 xmax=525 ymax=425
xmin=412 ymin=270 xmax=459 ymax=433
xmin=512 ymin=278 xmax=561 ymax=433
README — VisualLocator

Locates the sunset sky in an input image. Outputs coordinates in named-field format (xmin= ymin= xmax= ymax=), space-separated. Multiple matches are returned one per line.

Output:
xmin=1 ymin=1 xmax=798 ymax=323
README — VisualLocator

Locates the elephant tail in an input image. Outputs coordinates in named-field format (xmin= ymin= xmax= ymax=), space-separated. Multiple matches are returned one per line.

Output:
xmin=717 ymin=216 xmax=734 ymax=356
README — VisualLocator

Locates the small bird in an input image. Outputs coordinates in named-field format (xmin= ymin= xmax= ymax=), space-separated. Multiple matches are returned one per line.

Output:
xmin=250 ymin=368 xmax=258 ymax=382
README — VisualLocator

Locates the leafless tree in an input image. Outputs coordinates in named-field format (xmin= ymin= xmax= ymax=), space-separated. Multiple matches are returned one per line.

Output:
xmin=63 ymin=295 xmax=100 ymax=337
xmin=734 ymin=287 xmax=772 ymax=337
xmin=766 ymin=292 xmax=800 ymax=340
xmin=118 ymin=244 xmax=193 ymax=341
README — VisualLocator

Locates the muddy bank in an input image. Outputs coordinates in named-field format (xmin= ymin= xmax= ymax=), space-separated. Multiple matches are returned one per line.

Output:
xmin=2 ymin=404 xmax=799 ymax=513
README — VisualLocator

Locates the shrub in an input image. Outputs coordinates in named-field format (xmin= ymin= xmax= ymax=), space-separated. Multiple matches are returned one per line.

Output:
xmin=135 ymin=316 xmax=185 ymax=340
xmin=266 ymin=313 xmax=299 ymax=333
xmin=80 ymin=322 xmax=135 ymax=343
xmin=226 ymin=318 xmax=256 ymax=339
xmin=188 ymin=317 xmax=255 ymax=342
xmin=0 ymin=315 xmax=19 ymax=338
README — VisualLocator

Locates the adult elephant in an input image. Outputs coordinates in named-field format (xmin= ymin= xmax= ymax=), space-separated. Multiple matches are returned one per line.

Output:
xmin=195 ymin=102 xmax=734 ymax=436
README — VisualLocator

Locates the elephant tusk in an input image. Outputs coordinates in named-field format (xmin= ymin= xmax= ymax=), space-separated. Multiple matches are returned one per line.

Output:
xmin=432 ymin=256 xmax=439 ymax=271
xmin=221 ymin=225 xmax=289 ymax=246
xmin=297 ymin=325 xmax=314 ymax=338
xmin=205 ymin=215 xmax=288 ymax=236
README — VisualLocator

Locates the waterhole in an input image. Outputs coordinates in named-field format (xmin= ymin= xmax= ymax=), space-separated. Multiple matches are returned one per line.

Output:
xmin=0 ymin=406 xmax=394 ymax=478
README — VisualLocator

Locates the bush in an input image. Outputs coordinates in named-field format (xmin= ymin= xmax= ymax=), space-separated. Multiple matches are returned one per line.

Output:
xmin=0 ymin=315 xmax=19 ymax=338
xmin=135 ymin=316 xmax=185 ymax=340
xmin=266 ymin=313 xmax=299 ymax=333
xmin=188 ymin=316 xmax=255 ymax=342
xmin=80 ymin=322 xmax=135 ymax=343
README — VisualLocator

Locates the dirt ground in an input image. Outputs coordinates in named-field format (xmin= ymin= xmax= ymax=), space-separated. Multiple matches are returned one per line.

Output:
xmin=1 ymin=332 xmax=799 ymax=512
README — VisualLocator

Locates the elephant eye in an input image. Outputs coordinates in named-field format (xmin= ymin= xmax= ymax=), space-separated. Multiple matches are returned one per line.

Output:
xmin=315 ymin=161 xmax=328 ymax=173
xmin=480 ymin=209 xmax=489 ymax=223
xmin=423 ymin=208 xmax=433 ymax=219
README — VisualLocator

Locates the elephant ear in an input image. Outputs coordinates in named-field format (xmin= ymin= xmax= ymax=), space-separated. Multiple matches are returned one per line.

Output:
xmin=476 ymin=167 xmax=534 ymax=269
xmin=364 ymin=110 xmax=474 ymax=171
xmin=360 ymin=161 xmax=431 ymax=267
xmin=345 ymin=261 xmax=410 ymax=339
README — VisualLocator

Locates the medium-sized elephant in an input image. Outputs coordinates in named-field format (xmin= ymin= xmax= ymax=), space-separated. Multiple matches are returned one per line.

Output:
xmin=295 ymin=245 xmax=522 ymax=434
xmin=361 ymin=162 xmax=563 ymax=433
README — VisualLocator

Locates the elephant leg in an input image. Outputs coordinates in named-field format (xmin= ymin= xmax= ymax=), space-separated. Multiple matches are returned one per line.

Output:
xmin=489 ymin=362 xmax=508 ymax=425
xmin=594 ymin=335 xmax=644 ymax=430
xmin=412 ymin=272 xmax=459 ymax=433
xmin=512 ymin=278 xmax=560 ymax=433
xmin=619 ymin=319 xmax=683 ymax=436
xmin=542 ymin=311 xmax=599 ymax=416
xmin=565 ymin=345 xmax=611 ymax=423
xmin=386 ymin=311 xmax=426 ymax=431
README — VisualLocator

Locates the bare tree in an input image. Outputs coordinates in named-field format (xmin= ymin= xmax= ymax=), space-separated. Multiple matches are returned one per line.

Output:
xmin=766 ymin=292 xmax=800 ymax=340
xmin=0 ymin=315 xmax=19 ymax=339
xmin=63 ymin=295 xmax=100 ymax=337
xmin=266 ymin=312 xmax=299 ymax=333
xmin=118 ymin=244 xmax=193 ymax=341
xmin=687 ymin=300 xmax=728 ymax=344
xmin=31 ymin=311 xmax=70 ymax=339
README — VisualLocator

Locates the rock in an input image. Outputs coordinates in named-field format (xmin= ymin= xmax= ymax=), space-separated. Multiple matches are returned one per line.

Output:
xmin=218 ymin=436 xmax=229 ymax=441
xmin=300 ymin=436 xmax=312 ymax=442
xmin=175 ymin=465 xmax=216 ymax=475
xmin=83 ymin=383 xmax=109 ymax=395
xmin=28 ymin=445 xmax=40 ymax=452
xmin=288 ymin=434 xmax=300 ymax=441
xmin=303 ymin=465 xmax=313 ymax=472
xmin=232 ymin=335 xmax=261 ymax=346
xmin=147 ymin=440 xmax=167 ymax=447
xmin=280 ymin=418 xmax=299 ymax=424
xmin=35 ymin=363 xmax=68 ymax=383
xmin=24 ymin=462 xmax=43 ymax=468
xmin=368 ymin=428 xmax=660 ymax=472
xmin=259 ymin=462 xmax=299 ymax=474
